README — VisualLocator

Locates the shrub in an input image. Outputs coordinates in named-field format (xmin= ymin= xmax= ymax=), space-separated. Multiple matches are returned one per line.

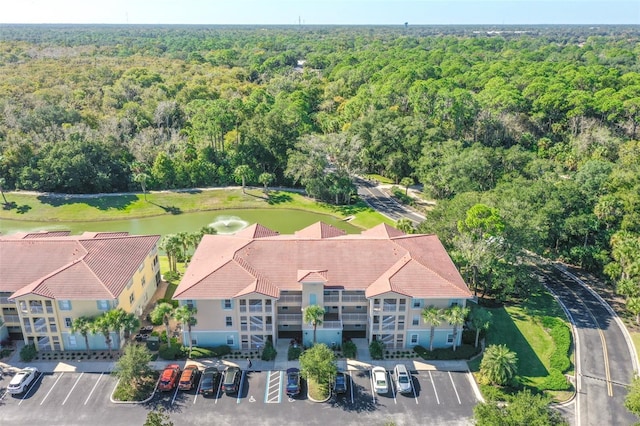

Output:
xmin=158 ymin=343 xmax=184 ymax=360
xmin=288 ymin=345 xmax=302 ymax=361
xmin=541 ymin=368 xmax=571 ymax=391
xmin=20 ymin=344 xmax=37 ymax=362
xmin=213 ymin=345 xmax=231 ymax=356
xmin=342 ymin=340 xmax=357 ymax=358
xmin=261 ymin=340 xmax=277 ymax=361
xmin=163 ymin=270 xmax=181 ymax=283
xmin=369 ymin=340 xmax=385 ymax=360
xmin=189 ymin=346 xmax=215 ymax=359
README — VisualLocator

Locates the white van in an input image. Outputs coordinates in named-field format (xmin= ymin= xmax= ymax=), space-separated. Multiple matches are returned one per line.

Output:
xmin=393 ymin=364 xmax=412 ymax=394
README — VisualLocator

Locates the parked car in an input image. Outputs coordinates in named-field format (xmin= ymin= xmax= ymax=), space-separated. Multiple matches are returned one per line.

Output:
xmin=286 ymin=368 xmax=301 ymax=396
xmin=199 ymin=367 xmax=221 ymax=396
xmin=392 ymin=364 xmax=412 ymax=394
xmin=178 ymin=365 xmax=200 ymax=391
xmin=158 ymin=364 xmax=181 ymax=391
xmin=222 ymin=366 xmax=242 ymax=394
xmin=372 ymin=366 xmax=388 ymax=394
xmin=333 ymin=371 xmax=347 ymax=395
xmin=7 ymin=367 xmax=38 ymax=394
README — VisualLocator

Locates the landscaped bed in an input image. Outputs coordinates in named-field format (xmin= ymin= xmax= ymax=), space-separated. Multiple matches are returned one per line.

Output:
xmin=112 ymin=371 xmax=159 ymax=402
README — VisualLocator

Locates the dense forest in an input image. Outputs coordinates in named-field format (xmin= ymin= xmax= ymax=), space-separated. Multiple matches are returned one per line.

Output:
xmin=0 ymin=25 xmax=639 ymax=308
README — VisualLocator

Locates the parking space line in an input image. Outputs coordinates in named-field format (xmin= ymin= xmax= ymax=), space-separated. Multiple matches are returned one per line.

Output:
xmin=388 ymin=371 xmax=396 ymax=404
xmin=40 ymin=372 xmax=64 ymax=405
xmin=171 ymin=384 xmax=180 ymax=405
xmin=369 ymin=371 xmax=376 ymax=404
xmin=193 ymin=375 xmax=202 ymax=404
xmin=236 ymin=370 xmax=246 ymax=404
xmin=84 ymin=373 xmax=104 ymax=405
xmin=62 ymin=372 xmax=84 ymax=405
xmin=20 ymin=372 xmax=44 ymax=405
xmin=428 ymin=371 xmax=440 ymax=404
xmin=411 ymin=376 xmax=419 ymax=404
xmin=214 ymin=375 xmax=223 ymax=404
xmin=348 ymin=372 xmax=354 ymax=404
xmin=0 ymin=390 xmax=7 ymax=401
xmin=448 ymin=371 xmax=462 ymax=404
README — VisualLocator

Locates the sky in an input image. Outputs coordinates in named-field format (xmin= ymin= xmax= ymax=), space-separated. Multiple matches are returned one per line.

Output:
xmin=0 ymin=0 xmax=638 ymax=25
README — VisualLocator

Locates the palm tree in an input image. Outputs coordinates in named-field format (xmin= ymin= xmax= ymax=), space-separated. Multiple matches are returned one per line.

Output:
xmin=258 ymin=172 xmax=274 ymax=194
xmin=174 ymin=305 xmax=198 ymax=357
xmin=444 ymin=305 xmax=470 ymax=351
xmin=105 ymin=308 xmax=127 ymax=348
xmin=121 ymin=312 xmax=140 ymax=340
xmin=151 ymin=303 xmax=176 ymax=348
xmin=396 ymin=218 xmax=415 ymax=234
xmin=480 ymin=344 xmax=518 ymax=385
xmin=400 ymin=177 xmax=413 ymax=196
xmin=470 ymin=307 xmax=492 ymax=348
xmin=72 ymin=316 xmax=94 ymax=356
xmin=234 ymin=165 xmax=253 ymax=194
xmin=421 ymin=306 xmax=443 ymax=352
xmin=92 ymin=315 xmax=114 ymax=356
xmin=160 ymin=234 xmax=181 ymax=273
xmin=303 ymin=305 xmax=325 ymax=345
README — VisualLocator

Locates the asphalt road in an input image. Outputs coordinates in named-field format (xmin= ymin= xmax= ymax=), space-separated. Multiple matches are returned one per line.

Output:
xmin=354 ymin=177 xmax=425 ymax=225
xmin=537 ymin=264 xmax=637 ymax=426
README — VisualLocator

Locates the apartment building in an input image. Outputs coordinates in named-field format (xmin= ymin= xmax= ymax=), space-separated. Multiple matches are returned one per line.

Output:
xmin=0 ymin=231 xmax=160 ymax=351
xmin=173 ymin=222 xmax=472 ymax=350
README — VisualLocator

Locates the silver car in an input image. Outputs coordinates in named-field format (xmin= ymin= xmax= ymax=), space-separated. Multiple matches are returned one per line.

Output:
xmin=393 ymin=364 xmax=412 ymax=394
xmin=8 ymin=367 xmax=38 ymax=394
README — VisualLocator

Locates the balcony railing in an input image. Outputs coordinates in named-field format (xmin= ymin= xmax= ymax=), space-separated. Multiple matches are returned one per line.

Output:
xmin=249 ymin=305 xmax=263 ymax=312
xmin=277 ymin=313 xmax=302 ymax=323
xmin=30 ymin=306 xmax=44 ymax=314
xmin=324 ymin=295 xmax=339 ymax=303
xmin=342 ymin=295 xmax=367 ymax=303
xmin=279 ymin=295 xmax=302 ymax=304
xmin=322 ymin=320 xmax=342 ymax=329
xmin=250 ymin=325 xmax=263 ymax=331
xmin=342 ymin=313 xmax=368 ymax=322
xmin=3 ymin=314 xmax=20 ymax=323
xmin=0 ymin=297 xmax=11 ymax=305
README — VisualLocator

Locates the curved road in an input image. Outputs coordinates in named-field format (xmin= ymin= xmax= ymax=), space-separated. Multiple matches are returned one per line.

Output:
xmin=354 ymin=179 xmax=639 ymax=425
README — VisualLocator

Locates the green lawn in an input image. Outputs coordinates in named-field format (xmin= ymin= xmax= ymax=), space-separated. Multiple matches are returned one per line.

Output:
xmin=631 ymin=332 xmax=640 ymax=362
xmin=469 ymin=283 xmax=571 ymax=392
xmin=1 ymin=188 xmax=392 ymax=228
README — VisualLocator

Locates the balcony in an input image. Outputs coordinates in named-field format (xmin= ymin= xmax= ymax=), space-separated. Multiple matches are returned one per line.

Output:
xmin=324 ymin=295 xmax=340 ymax=303
xmin=249 ymin=305 xmax=263 ymax=312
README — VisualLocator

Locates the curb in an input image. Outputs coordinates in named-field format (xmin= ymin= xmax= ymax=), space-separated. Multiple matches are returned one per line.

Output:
xmin=109 ymin=378 xmax=158 ymax=405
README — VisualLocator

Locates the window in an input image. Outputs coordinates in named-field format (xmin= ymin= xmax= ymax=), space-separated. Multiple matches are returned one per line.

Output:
xmin=45 ymin=300 xmax=53 ymax=313
xmin=223 ymin=299 xmax=232 ymax=310
xmin=226 ymin=316 xmax=233 ymax=327
xmin=141 ymin=276 xmax=146 ymax=287
xmin=97 ymin=300 xmax=110 ymax=311
xmin=240 ymin=317 xmax=247 ymax=331
xmin=58 ymin=300 xmax=72 ymax=311
xmin=398 ymin=316 xmax=405 ymax=330
xmin=23 ymin=317 xmax=32 ymax=333
xmin=126 ymin=278 xmax=133 ymax=290
xmin=19 ymin=300 xmax=27 ymax=312
xmin=129 ymin=293 xmax=135 ymax=304
xmin=410 ymin=334 xmax=418 ymax=345
xmin=447 ymin=334 xmax=454 ymax=344
xmin=191 ymin=338 xmax=197 ymax=346
xmin=412 ymin=315 xmax=420 ymax=326
xmin=68 ymin=335 xmax=77 ymax=347
xmin=49 ymin=317 xmax=57 ymax=332
xmin=226 ymin=335 xmax=234 ymax=345
xmin=64 ymin=317 xmax=73 ymax=328
xmin=450 ymin=300 xmax=460 ymax=307
xmin=186 ymin=300 xmax=196 ymax=310
xmin=412 ymin=299 xmax=423 ymax=309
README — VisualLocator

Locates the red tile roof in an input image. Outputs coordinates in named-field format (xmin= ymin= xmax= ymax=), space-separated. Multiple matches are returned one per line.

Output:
xmin=1 ymin=232 xmax=160 ymax=300
xmin=174 ymin=222 xmax=471 ymax=301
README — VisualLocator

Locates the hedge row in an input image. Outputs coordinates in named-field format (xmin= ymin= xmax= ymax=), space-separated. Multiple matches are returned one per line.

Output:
xmin=542 ymin=316 xmax=571 ymax=373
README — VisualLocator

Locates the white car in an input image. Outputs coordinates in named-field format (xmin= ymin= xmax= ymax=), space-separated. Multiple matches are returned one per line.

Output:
xmin=393 ymin=364 xmax=412 ymax=394
xmin=372 ymin=366 xmax=388 ymax=394
xmin=8 ymin=367 xmax=38 ymax=394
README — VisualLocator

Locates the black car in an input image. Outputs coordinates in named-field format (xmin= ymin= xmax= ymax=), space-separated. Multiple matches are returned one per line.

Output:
xmin=286 ymin=368 xmax=301 ymax=397
xmin=222 ymin=366 xmax=242 ymax=394
xmin=333 ymin=371 xmax=347 ymax=395
xmin=199 ymin=367 xmax=221 ymax=396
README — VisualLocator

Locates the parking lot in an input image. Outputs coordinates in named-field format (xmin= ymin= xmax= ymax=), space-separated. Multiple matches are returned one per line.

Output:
xmin=0 ymin=366 xmax=478 ymax=425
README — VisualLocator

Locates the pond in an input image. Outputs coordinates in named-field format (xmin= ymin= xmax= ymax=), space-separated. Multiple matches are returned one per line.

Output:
xmin=0 ymin=208 xmax=362 ymax=237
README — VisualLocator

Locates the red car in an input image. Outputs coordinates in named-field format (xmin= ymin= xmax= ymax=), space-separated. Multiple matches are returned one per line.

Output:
xmin=158 ymin=364 xmax=181 ymax=391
